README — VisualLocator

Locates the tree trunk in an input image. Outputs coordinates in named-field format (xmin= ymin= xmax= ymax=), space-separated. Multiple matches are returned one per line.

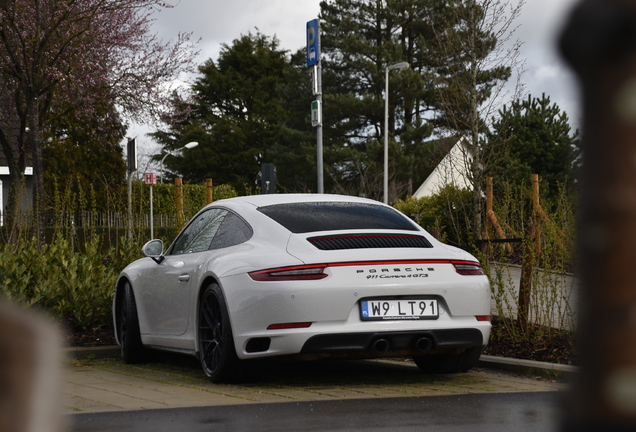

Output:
xmin=27 ymin=96 xmax=46 ymax=246
xmin=517 ymin=224 xmax=535 ymax=332
xmin=0 ymin=118 xmax=28 ymax=243
xmin=468 ymin=2 xmax=484 ymax=245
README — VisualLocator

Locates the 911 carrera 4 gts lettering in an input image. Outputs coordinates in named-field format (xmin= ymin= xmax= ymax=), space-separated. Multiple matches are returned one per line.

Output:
xmin=366 ymin=273 xmax=428 ymax=279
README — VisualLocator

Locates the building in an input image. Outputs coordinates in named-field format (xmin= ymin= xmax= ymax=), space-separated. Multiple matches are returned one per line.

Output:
xmin=0 ymin=150 xmax=33 ymax=226
xmin=413 ymin=136 xmax=474 ymax=198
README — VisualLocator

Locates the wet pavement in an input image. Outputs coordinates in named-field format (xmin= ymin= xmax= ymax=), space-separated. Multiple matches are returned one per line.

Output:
xmin=69 ymin=391 xmax=562 ymax=432
xmin=62 ymin=353 xmax=568 ymax=414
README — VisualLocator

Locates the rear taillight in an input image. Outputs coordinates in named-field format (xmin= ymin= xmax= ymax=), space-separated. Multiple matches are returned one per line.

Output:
xmin=452 ymin=261 xmax=485 ymax=275
xmin=476 ymin=315 xmax=490 ymax=322
xmin=250 ymin=260 xmax=485 ymax=280
xmin=249 ymin=265 xmax=328 ymax=281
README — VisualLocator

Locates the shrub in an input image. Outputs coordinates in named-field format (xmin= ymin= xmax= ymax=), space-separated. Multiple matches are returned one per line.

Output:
xmin=0 ymin=235 xmax=141 ymax=330
xmin=394 ymin=185 xmax=472 ymax=247
xmin=0 ymin=178 xmax=239 ymax=331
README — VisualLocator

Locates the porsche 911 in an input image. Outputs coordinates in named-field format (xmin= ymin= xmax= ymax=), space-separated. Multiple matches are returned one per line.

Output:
xmin=113 ymin=194 xmax=491 ymax=382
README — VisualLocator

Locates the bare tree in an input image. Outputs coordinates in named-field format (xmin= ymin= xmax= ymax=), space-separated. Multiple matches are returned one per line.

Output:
xmin=432 ymin=0 xmax=526 ymax=244
xmin=0 ymin=0 xmax=198 ymax=243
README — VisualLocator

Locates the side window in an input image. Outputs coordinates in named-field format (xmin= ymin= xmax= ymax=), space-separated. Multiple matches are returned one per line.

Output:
xmin=170 ymin=209 xmax=228 ymax=255
xmin=209 ymin=212 xmax=253 ymax=250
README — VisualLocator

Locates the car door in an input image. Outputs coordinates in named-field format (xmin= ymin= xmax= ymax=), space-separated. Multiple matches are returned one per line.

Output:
xmin=139 ymin=208 xmax=228 ymax=336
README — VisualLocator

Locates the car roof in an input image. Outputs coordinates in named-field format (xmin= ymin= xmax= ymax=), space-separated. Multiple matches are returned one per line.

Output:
xmin=212 ymin=193 xmax=385 ymax=208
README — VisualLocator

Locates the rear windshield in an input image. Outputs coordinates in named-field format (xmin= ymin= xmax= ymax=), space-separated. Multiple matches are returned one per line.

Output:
xmin=257 ymin=202 xmax=418 ymax=233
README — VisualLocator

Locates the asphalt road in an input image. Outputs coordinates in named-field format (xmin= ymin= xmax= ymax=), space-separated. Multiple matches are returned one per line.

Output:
xmin=68 ymin=391 xmax=562 ymax=432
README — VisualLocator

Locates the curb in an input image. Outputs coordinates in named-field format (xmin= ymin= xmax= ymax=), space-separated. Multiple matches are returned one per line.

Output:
xmin=478 ymin=354 xmax=578 ymax=378
xmin=63 ymin=345 xmax=579 ymax=377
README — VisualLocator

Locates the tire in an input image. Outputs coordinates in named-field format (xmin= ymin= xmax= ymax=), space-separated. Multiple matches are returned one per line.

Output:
xmin=198 ymin=283 xmax=242 ymax=383
xmin=118 ymin=281 xmax=146 ymax=364
xmin=413 ymin=346 xmax=483 ymax=374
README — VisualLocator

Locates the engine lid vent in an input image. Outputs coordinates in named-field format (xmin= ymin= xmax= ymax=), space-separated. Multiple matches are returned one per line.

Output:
xmin=308 ymin=234 xmax=432 ymax=251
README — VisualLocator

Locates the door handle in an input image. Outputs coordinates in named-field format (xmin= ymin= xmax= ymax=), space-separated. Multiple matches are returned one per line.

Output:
xmin=178 ymin=274 xmax=190 ymax=282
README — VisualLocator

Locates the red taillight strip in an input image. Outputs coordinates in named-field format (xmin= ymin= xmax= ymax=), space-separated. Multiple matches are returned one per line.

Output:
xmin=249 ymin=264 xmax=328 ymax=281
xmin=476 ymin=315 xmax=490 ymax=322
xmin=327 ymin=259 xmax=452 ymax=267
xmin=267 ymin=322 xmax=313 ymax=330
xmin=249 ymin=259 xmax=485 ymax=281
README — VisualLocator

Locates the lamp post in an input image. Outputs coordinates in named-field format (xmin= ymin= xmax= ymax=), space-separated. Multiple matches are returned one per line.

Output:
xmin=160 ymin=141 xmax=199 ymax=183
xmin=384 ymin=62 xmax=409 ymax=204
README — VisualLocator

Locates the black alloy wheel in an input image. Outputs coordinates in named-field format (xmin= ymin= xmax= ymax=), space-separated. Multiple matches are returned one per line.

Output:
xmin=119 ymin=281 xmax=146 ymax=363
xmin=198 ymin=283 xmax=241 ymax=383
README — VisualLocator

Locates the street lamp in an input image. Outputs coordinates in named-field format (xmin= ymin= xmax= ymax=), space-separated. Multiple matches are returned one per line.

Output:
xmin=384 ymin=61 xmax=409 ymax=204
xmin=160 ymin=141 xmax=199 ymax=183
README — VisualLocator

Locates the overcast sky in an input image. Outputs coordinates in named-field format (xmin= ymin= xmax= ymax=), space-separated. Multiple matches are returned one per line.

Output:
xmin=131 ymin=0 xmax=582 ymax=151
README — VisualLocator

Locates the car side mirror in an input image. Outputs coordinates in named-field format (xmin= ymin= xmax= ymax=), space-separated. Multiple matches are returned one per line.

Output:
xmin=142 ymin=239 xmax=164 ymax=264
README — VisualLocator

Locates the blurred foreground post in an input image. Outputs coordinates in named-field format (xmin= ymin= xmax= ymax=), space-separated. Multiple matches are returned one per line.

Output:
xmin=561 ymin=0 xmax=636 ymax=429
xmin=0 ymin=302 xmax=62 ymax=432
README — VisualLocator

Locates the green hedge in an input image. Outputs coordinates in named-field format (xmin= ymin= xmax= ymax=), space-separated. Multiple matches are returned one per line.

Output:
xmin=0 ymin=182 xmax=241 ymax=331
xmin=0 ymin=235 xmax=140 ymax=330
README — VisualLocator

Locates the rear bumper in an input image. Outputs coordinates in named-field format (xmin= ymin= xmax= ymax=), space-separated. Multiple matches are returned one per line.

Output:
xmin=300 ymin=328 xmax=484 ymax=355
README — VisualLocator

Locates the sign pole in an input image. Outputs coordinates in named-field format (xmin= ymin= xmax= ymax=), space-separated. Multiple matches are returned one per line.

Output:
xmin=316 ymin=64 xmax=323 ymax=194
xmin=307 ymin=19 xmax=323 ymax=194
xmin=149 ymin=183 xmax=153 ymax=239
xmin=127 ymin=138 xmax=137 ymax=240
xmin=144 ymin=173 xmax=157 ymax=240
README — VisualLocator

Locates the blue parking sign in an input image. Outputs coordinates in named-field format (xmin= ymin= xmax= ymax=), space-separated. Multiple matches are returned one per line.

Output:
xmin=306 ymin=19 xmax=319 ymax=67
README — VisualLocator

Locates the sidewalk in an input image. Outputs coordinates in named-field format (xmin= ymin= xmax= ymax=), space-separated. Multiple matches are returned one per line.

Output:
xmin=62 ymin=346 xmax=573 ymax=414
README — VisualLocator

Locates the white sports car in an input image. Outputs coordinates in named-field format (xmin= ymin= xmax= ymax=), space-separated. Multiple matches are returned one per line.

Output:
xmin=113 ymin=194 xmax=491 ymax=382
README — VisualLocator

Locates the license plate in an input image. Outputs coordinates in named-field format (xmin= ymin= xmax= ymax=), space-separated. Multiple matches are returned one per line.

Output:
xmin=360 ymin=299 xmax=439 ymax=321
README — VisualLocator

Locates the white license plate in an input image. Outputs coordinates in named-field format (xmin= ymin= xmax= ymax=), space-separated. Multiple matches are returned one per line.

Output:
xmin=360 ymin=299 xmax=439 ymax=320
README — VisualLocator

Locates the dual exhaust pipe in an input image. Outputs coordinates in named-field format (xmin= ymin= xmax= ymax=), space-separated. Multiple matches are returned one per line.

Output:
xmin=369 ymin=336 xmax=433 ymax=355
xmin=370 ymin=338 xmax=390 ymax=354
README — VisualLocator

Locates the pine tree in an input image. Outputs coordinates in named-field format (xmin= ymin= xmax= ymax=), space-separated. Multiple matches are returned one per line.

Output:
xmin=43 ymin=99 xmax=128 ymax=211
xmin=485 ymin=94 xmax=580 ymax=197
xmin=153 ymin=33 xmax=296 ymax=191
xmin=319 ymin=0 xmax=444 ymax=200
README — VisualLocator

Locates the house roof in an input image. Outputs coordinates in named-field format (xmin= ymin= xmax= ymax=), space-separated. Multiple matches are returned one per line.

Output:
xmin=413 ymin=136 xmax=474 ymax=198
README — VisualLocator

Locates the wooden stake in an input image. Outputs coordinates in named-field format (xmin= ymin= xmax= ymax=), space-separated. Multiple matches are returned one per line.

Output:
xmin=484 ymin=177 xmax=493 ymax=253
xmin=487 ymin=209 xmax=514 ymax=254
xmin=206 ymin=179 xmax=213 ymax=204
xmin=531 ymin=174 xmax=542 ymax=259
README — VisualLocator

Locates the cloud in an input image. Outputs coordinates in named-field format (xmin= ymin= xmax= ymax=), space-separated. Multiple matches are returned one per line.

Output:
xmin=128 ymin=0 xmax=584 ymax=141
xmin=509 ymin=0 xmax=581 ymax=126
xmin=535 ymin=65 xmax=560 ymax=79
xmin=151 ymin=0 xmax=322 ymax=63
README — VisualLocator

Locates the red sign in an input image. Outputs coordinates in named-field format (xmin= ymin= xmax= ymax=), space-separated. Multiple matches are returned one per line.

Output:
xmin=144 ymin=173 xmax=156 ymax=185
